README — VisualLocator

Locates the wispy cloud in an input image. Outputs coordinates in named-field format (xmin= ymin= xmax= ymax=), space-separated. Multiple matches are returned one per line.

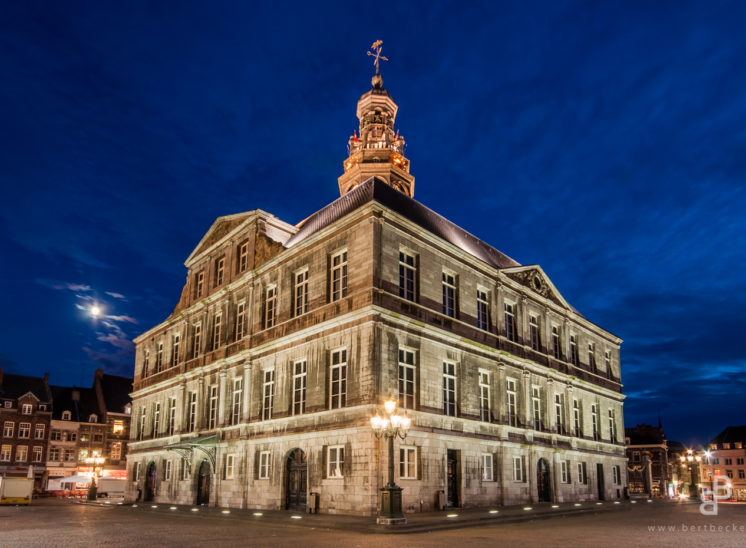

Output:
xmin=105 ymin=291 xmax=126 ymax=300
xmin=35 ymin=278 xmax=92 ymax=292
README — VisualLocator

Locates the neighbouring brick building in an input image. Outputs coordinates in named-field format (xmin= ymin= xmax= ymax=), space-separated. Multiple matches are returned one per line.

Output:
xmin=126 ymin=61 xmax=626 ymax=515
xmin=0 ymin=369 xmax=53 ymax=490
xmin=625 ymin=423 xmax=669 ymax=497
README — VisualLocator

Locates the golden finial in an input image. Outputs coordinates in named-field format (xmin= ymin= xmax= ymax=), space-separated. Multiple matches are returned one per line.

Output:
xmin=367 ymin=40 xmax=388 ymax=77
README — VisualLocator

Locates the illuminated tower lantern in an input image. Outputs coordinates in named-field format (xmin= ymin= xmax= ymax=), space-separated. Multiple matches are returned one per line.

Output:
xmin=338 ymin=42 xmax=415 ymax=197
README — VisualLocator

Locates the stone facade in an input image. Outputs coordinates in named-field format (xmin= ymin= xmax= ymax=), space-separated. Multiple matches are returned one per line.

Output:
xmin=126 ymin=71 xmax=626 ymax=515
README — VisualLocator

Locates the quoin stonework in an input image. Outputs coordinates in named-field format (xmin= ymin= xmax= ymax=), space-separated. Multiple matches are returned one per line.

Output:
xmin=125 ymin=53 xmax=626 ymax=515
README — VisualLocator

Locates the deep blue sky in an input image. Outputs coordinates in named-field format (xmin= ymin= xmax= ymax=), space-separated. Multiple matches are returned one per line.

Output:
xmin=1 ymin=2 xmax=744 ymax=445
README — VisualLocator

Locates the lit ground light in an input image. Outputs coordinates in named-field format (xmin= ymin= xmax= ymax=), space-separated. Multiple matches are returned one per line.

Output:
xmin=170 ymin=507 xmax=177 ymax=510
xmin=446 ymin=514 xmax=458 ymax=518
xmin=552 ymin=505 xmax=560 ymax=508
xmin=253 ymin=512 xmax=263 ymax=516
xmin=221 ymin=510 xmax=230 ymax=514
xmin=488 ymin=510 xmax=499 ymax=514
xmin=523 ymin=507 xmax=532 ymax=511
xmin=290 ymin=515 xmax=302 ymax=520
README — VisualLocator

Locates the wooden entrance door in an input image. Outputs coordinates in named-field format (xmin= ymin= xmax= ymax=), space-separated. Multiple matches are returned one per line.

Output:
xmin=447 ymin=450 xmax=459 ymax=507
xmin=144 ymin=462 xmax=156 ymax=501
xmin=537 ymin=458 xmax=551 ymax=502
xmin=196 ymin=460 xmax=211 ymax=505
xmin=285 ymin=449 xmax=307 ymax=511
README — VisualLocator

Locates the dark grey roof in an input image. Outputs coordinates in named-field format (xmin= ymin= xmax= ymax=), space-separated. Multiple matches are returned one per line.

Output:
xmin=50 ymin=385 xmax=101 ymax=422
xmin=0 ymin=373 xmax=50 ymax=402
xmin=98 ymin=374 xmax=132 ymax=414
xmin=287 ymin=177 xmax=520 ymax=270
xmin=625 ymin=424 xmax=666 ymax=445
xmin=709 ymin=426 xmax=746 ymax=446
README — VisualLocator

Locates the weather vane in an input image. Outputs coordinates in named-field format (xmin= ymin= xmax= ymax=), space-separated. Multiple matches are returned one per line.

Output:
xmin=367 ymin=40 xmax=388 ymax=76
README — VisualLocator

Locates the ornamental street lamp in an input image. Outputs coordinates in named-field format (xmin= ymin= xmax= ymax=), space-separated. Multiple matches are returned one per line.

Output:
xmin=85 ymin=452 xmax=105 ymax=500
xmin=371 ymin=397 xmax=411 ymax=524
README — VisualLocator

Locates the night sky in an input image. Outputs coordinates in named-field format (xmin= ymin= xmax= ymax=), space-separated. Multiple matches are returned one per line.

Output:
xmin=1 ymin=2 xmax=744 ymax=446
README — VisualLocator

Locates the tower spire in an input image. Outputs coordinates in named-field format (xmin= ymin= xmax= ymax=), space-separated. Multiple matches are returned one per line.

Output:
xmin=338 ymin=41 xmax=415 ymax=198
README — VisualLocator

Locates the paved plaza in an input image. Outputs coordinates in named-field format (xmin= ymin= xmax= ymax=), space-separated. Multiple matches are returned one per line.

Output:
xmin=0 ymin=499 xmax=744 ymax=547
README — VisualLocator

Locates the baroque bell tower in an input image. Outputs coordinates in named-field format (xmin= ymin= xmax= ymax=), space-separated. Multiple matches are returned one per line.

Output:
xmin=338 ymin=41 xmax=415 ymax=198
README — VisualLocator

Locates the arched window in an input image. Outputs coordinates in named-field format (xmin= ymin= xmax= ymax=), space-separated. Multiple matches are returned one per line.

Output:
xmin=88 ymin=414 xmax=98 ymax=423
xmin=62 ymin=410 xmax=71 ymax=421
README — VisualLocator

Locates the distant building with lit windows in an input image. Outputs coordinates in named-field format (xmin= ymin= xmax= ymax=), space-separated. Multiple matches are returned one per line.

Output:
xmin=126 ymin=62 xmax=626 ymax=515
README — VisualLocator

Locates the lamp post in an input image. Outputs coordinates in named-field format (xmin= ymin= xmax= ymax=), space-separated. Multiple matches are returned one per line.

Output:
xmin=370 ymin=397 xmax=411 ymax=525
xmin=84 ymin=452 xmax=105 ymax=500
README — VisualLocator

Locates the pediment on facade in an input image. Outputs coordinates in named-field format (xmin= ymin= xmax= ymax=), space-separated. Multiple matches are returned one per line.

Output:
xmin=19 ymin=391 xmax=41 ymax=402
xmin=185 ymin=212 xmax=256 ymax=266
xmin=501 ymin=265 xmax=571 ymax=310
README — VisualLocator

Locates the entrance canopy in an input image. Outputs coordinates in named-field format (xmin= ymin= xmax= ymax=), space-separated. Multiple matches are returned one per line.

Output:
xmin=165 ymin=434 xmax=217 ymax=475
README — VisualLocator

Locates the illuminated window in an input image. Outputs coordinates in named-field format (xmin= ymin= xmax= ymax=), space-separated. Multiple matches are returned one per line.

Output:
xmin=292 ymin=360 xmax=306 ymax=416
xmin=155 ymin=341 xmax=163 ymax=371
xmin=187 ymin=392 xmax=197 ymax=432
xmin=400 ymin=446 xmax=417 ymax=479
xmin=262 ymin=370 xmax=274 ymax=420
xmin=171 ymin=334 xmax=180 ymax=366
xmin=167 ymin=398 xmax=176 ymax=435
xmin=591 ymin=404 xmax=599 ymax=441
xmin=481 ymin=453 xmax=494 ymax=481
xmin=506 ymin=379 xmax=518 ymax=426
xmin=532 ymin=387 xmax=542 ymax=430
xmin=442 ymin=361 xmax=456 ymax=416
xmin=165 ymin=459 xmax=172 ymax=481
xmin=264 ymin=286 xmax=277 ymax=329
xmin=258 ymin=451 xmax=270 ymax=479
xmin=208 ymin=385 xmax=218 ymax=429
xmin=110 ymin=442 xmax=121 ymax=461
xmin=3 ymin=421 xmax=14 ymax=437
xmin=212 ymin=313 xmax=222 ymax=350
xmin=152 ymin=403 xmax=160 ymax=436
xmin=16 ymin=446 xmax=27 ymax=462
xmin=398 ymin=349 xmax=415 ymax=410
xmin=479 ymin=370 xmax=490 ymax=422
xmin=235 ymin=301 xmax=246 ymax=339
xmin=0 ymin=445 xmax=11 ymax=462
xmin=224 ymin=454 xmax=234 ymax=479
xmin=513 ymin=456 xmax=524 ymax=482
xmin=231 ymin=378 xmax=242 ymax=425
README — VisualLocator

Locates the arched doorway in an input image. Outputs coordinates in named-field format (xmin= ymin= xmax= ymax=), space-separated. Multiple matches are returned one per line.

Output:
xmin=285 ymin=449 xmax=307 ymax=511
xmin=144 ymin=462 xmax=157 ymax=502
xmin=196 ymin=460 xmax=211 ymax=506
xmin=537 ymin=458 xmax=551 ymax=502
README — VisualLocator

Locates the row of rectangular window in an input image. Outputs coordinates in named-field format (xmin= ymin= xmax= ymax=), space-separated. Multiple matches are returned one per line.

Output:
xmin=0 ymin=445 xmax=44 ymax=463
xmin=2 ymin=422 xmax=45 ymax=439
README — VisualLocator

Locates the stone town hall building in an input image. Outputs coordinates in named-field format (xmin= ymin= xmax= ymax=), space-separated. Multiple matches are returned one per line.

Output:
xmin=126 ymin=65 xmax=626 ymax=515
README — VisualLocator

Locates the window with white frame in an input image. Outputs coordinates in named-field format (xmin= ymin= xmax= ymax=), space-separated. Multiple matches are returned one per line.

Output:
xmin=442 ymin=361 xmax=457 ymax=416
xmin=193 ymin=323 xmax=202 ymax=357
xmin=552 ymin=326 xmax=561 ymax=359
xmin=605 ymin=350 xmax=611 ymax=372
xmin=152 ymin=402 xmax=160 ymax=436
xmin=400 ymin=446 xmax=417 ymax=479
xmin=231 ymin=378 xmax=242 ymax=425
xmin=171 ymin=334 xmax=180 ymax=366
xmin=187 ymin=392 xmax=197 ymax=432
xmin=16 ymin=446 xmax=27 ymax=462
xmin=19 ymin=422 xmax=31 ymax=438
xmin=482 ymin=453 xmax=494 ymax=481
xmin=258 ymin=451 xmax=270 ymax=479
xmin=194 ymin=270 xmax=204 ymax=299
xmin=224 ymin=454 xmax=235 ymax=479
xmin=238 ymin=241 xmax=249 ymax=273
xmin=399 ymin=251 xmax=416 ymax=302
xmin=0 ymin=445 xmax=11 ymax=462
xmin=168 ymin=397 xmax=176 ymax=435
xmin=262 ymin=370 xmax=274 ymax=420
xmin=569 ymin=335 xmax=578 ymax=365
xmin=529 ymin=315 xmax=540 ymax=351
xmin=208 ymin=385 xmax=218 ymax=429
xmin=477 ymin=289 xmax=489 ymax=330
xmin=506 ymin=379 xmax=518 ymax=426
xmin=32 ymin=446 xmax=43 ymax=463
xmin=578 ymin=462 xmax=588 ymax=484
xmin=608 ymin=408 xmax=617 ymax=441
xmin=294 ymin=269 xmax=309 ymax=316
xmin=3 ymin=401 xmax=10 ymax=408
xmin=292 ymin=360 xmax=306 ymax=415
xmin=235 ymin=301 xmax=246 ymax=340
xmin=89 ymin=414 xmax=97 ymax=423
xmin=330 ymin=349 xmax=347 ymax=409
xmin=441 ymin=272 xmax=456 ymax=317
xmin=327 ymin=445 xmax=345 ymax=478
xmin=110 ymin=442 xmax=122 ymax=461
xmin=165 ymin=459 xmax=172 ymax=481
xmin=531 ymin=387 xmax=542 ymax=430
xmin=398 ymin=349 xmax=415 ymax=410
xmin=513 ymin=456 xmax=524 ymax=481
xmin=21 ymin=404 xmax=32 ymax=415
xmin=555 ymin=393 xmax=565 ymax=433
xmin=560 ymin=460 xmax=569 ymax=483
xmin=212 ymin=312 xmax=222 ymax=350
xmin=504 ymin=303 xmax=517 ymax=341
xmin=138 ymin=407 xmax=146 ymax=440
xmin=34 ymin=424 xmax=45 ymax=440
xmin=62 ymin=410 xmax=71 ymax=421
xmin=264 ymin=286 xmax=277 ymax=329
xmin=134 ymin=462 xmax=141 ymax=481
xmin=156 ymin=341 xmax=164 ymax=371
xmin=143 ymin=350 xmax=150 ymax=376
xmin=612 ymin=465 xmax=620 ymax=484
xmin=588 ymin=342 xmax=596 ymax=370
xmin=214 ymin=256 xmax=225 ymax=287
xmin=180 ymin=459 xmax=190 ymax=480
xmin=330 ymin=250 xmax=348 ymax=301
xmin=479 ymin=370 xmax=490 ymax=422
xmin=591 ymin=404 xmax=599 ymax=440
xmin=573 ymin=399 xmax=581 ymax=435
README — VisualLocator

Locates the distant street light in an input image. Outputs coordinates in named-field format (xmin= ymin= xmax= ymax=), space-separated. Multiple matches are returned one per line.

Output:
xmin=371 ymin=396 xmax=411 ymax=524
xmin=85 ymin=451 xmax=105 ymax=500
